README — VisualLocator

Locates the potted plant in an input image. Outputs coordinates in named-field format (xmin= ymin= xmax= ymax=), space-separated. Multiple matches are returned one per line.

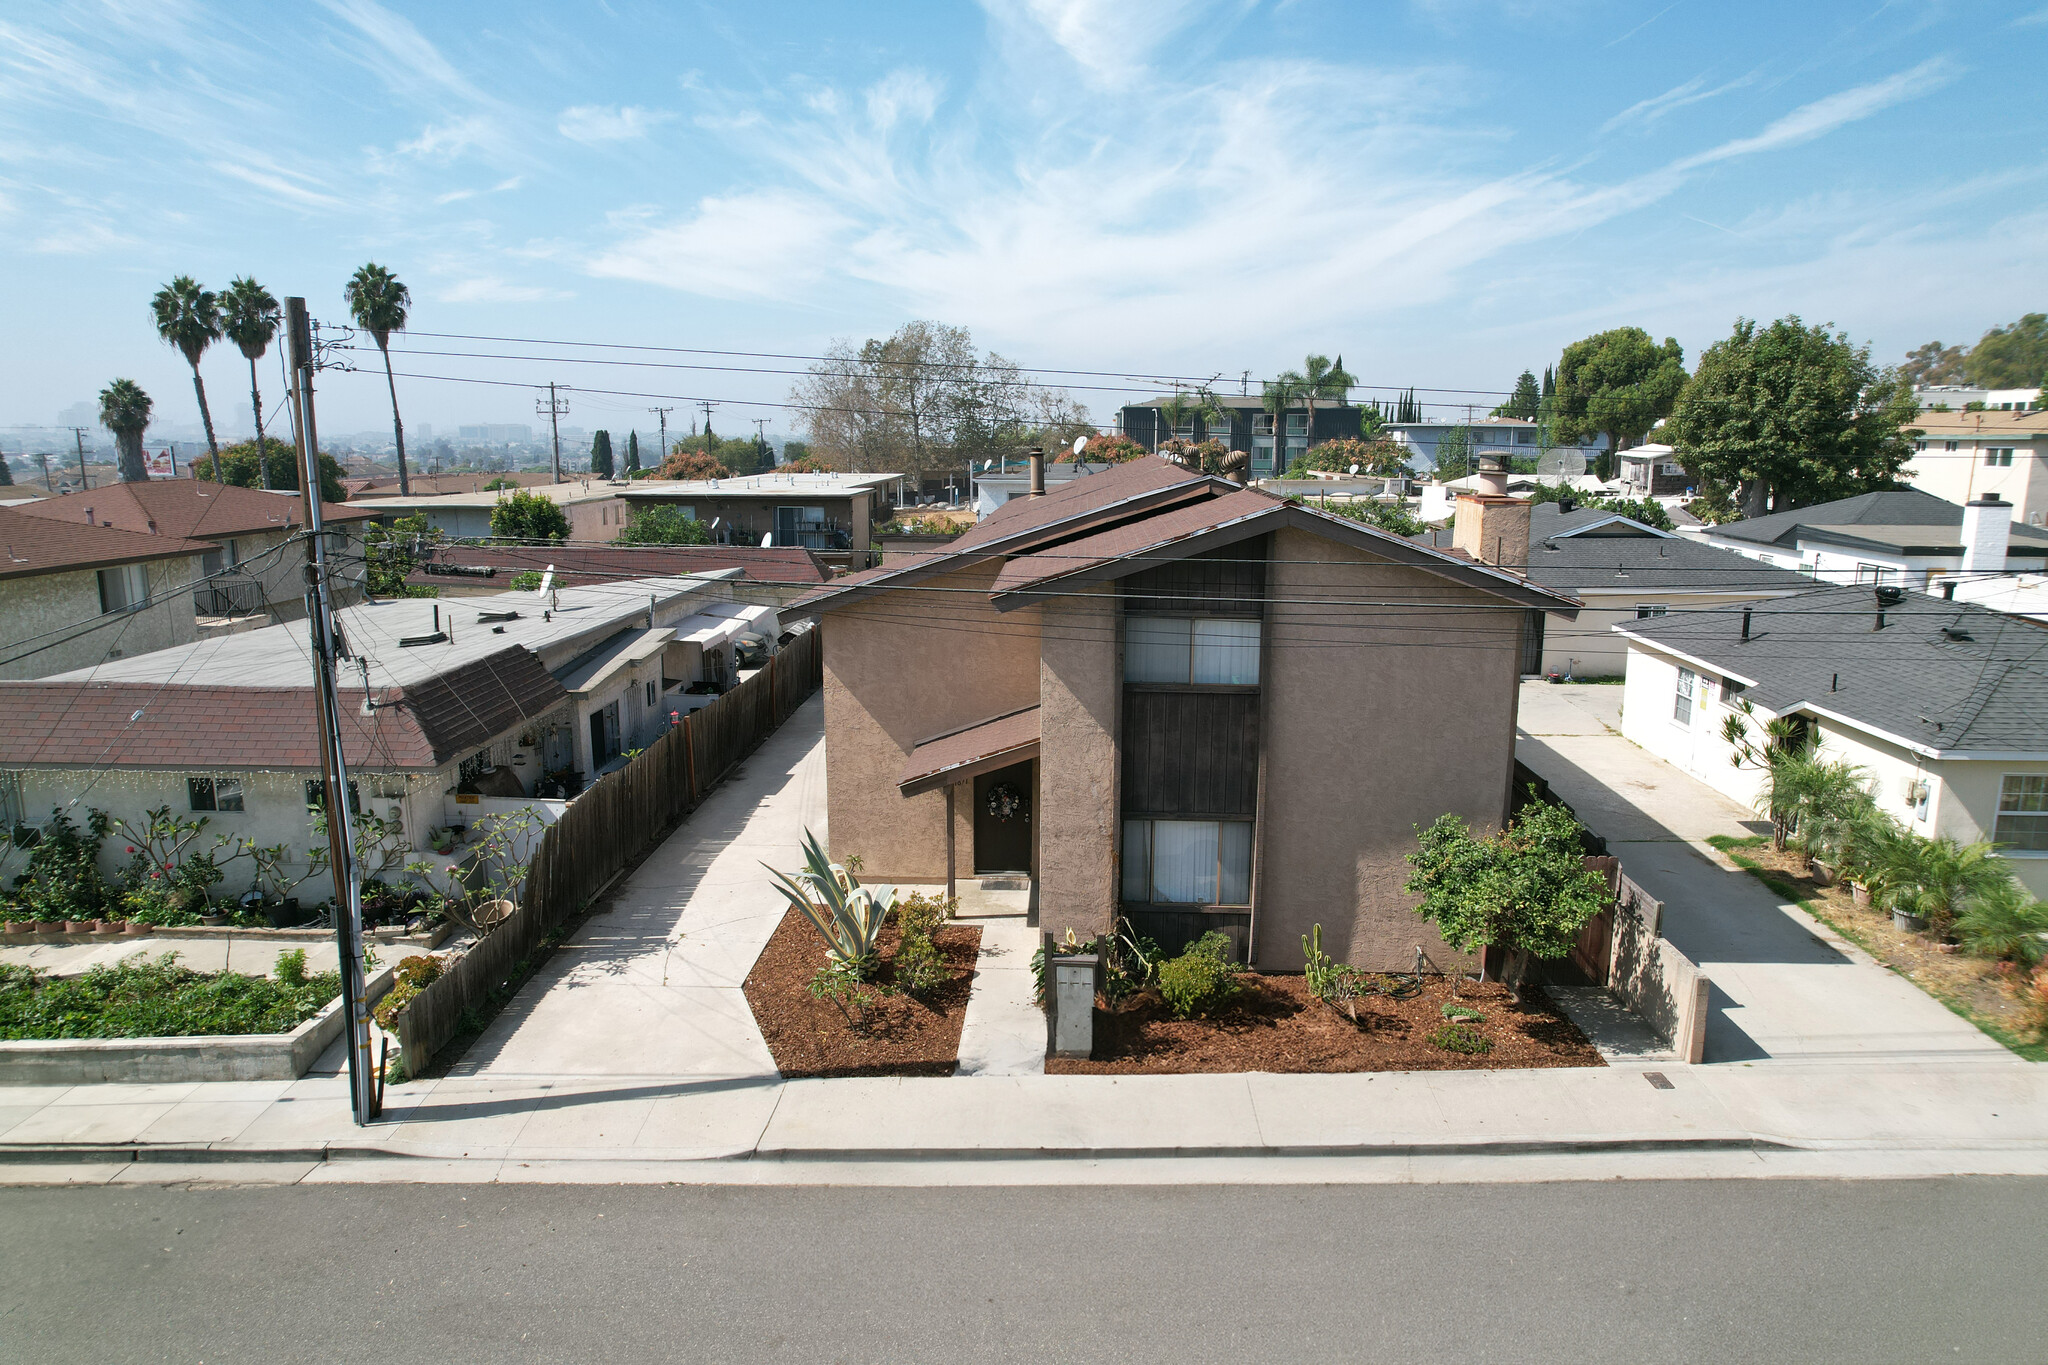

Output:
xmin=1873 ymin=832 xmax=2008 ymax=939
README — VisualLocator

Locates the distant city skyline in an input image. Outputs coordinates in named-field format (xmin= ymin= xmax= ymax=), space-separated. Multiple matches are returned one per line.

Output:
xmin=3 ymin=1 xmax=2043 ymax=441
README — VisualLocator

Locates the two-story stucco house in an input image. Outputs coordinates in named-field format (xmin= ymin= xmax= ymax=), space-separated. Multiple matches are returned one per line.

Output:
xmin=0 ymin=505 xmax=211 ymax=680
xmin=787 ymin=454 xmax=1575 ymax=970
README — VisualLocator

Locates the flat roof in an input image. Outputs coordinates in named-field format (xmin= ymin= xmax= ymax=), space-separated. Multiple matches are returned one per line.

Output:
xmin=619 ymin=471 xmax=902 ymax=500
xmin=360 ymin=481 xmax=627 ymax=512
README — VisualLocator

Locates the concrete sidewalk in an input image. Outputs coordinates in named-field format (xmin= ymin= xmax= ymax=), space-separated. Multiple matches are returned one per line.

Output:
xmin=1516 ymin=682 xmax=2012 ymax=1066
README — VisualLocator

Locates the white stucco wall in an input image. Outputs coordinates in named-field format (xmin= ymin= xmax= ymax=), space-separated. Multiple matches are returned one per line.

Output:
xmin=1544 ymin=592 xmax=1790 ymax=678
xmin=1621 ymin=642 xmax=2048 ymax=899
xmin=0 ymin=556 xmax=204 ymax=680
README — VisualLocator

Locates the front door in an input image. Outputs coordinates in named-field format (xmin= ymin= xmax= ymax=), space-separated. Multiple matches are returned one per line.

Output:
xmin=973 ymin=761 xmax=1034 ymax=874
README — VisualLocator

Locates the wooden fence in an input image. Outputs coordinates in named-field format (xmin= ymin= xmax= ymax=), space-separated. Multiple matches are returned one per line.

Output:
xmin=1558 ymin=853 xmax=1709 ymax=1064
xmin=396 ymin=625 xmax=823 ymax=1073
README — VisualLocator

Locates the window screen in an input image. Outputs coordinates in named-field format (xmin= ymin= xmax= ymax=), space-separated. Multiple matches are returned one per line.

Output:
xmin=1126 ymin=617 xmax=1259 ymax=685
xmin=1122 ymin=818 xmax=1253 ymax=906
xmin=1674 ymin=668 xmax=1695 ymax=726
xmin=1996 ymin=775 xmax=2048 ymax=852
xmin=188 ymin=777 xmax=244 ymax=813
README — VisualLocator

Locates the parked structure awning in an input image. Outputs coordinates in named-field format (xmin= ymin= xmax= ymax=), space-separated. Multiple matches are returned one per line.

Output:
xmin=897 ymin=706 xmax=1041 ymax=797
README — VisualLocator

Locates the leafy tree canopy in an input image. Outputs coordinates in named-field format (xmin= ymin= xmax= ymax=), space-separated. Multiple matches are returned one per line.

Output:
xmin=1899 ymin=340 xmax=1967 ymax=386
xmin=658 ymin=449 xmax=736 ymax=480
xmin=668 ymin=432 xmax=762 ymax=476
xmin=589 ymin=429 xmax=614 ymax=479
xmin=1432 ymin=424 xmax=1474 ymax=481
xmin=1494 ymin=370 xmax=1542 ymax=420
xmin=1964 ymin=312 xmax=2048 ymax=389
xmin=1295 ymin=436 xmax=1409 ymax=476
xmin=488 ymin=488 xmax=569 ymax=542
xmin=616 ymin=505 xmax=712 ymax=546
xmin=1404 ymin=801 xmax=1608 ymax=963
xmin=1305 ymin=496 xmax=1423 ymax=537
xmin=363 ymin=512 xmax=440 ymax=597
xmin=1067 ymin=433 xmax=1147 ymax=464
xmin=1552 ymin=327 xmax=1687 ymax=450
xmin=780 ymin=439 xmax=810 ymax=464
xmin=1527 ymin=484 xmax=1674 ymax=531
xmin=781 ymin=454 xmax=832 ymax=474
xmin=191 ymin=438 xmax=347 ymax=504
xmin=1668 ymin=315 xmax=1916 ymax=519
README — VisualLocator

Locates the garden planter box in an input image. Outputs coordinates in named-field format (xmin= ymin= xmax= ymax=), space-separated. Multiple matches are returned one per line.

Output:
xmin=0 ymin=922 xmax=452 ymax=950
xmin=0 ymin=965 xmax=394 ymax=1086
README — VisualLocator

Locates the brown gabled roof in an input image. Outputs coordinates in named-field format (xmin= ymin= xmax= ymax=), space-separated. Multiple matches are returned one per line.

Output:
xmin=787 ymin=456 xmax=1222 ymax=615
xmin=0 ymin=505 xmax=213 ymax=581
xmin=12 ymin=479 xmax=372 ymax=543
xmin=983 ymin=491 xmax=1581 ymax=614
xmin=897 ymin=706 xmax=1041 ymax=797
xmin=408 ymin=542 xmax=831 ymax=588
xmin=0 ymin=645 xmax=565 ymax=771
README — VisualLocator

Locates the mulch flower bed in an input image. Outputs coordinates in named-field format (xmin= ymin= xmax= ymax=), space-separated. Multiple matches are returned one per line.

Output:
xmin=1046 ymin=975 xmax=1603 ymax=1075
xmin=742 ymin=909 xmax=983 ymax=1079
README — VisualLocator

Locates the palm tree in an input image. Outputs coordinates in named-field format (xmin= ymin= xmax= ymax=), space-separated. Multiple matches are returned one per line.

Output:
xmin=1873 ymin=833 xmax=2011 ymax=934
xmin=99 ymin=379 xmax=153 ymax=483
xmin=1153 ymin=388 xmax=1195 ymax=453
xmin=344 ymin=263 xmax=414 ymax=496
xmin=1261 ymin=372 xmax=1305 ymax=473
xmin=1297 ymin=353 xmax=1355 ymax=455
xmin=150 ymin=276 xmax=222 ymax=460
xmin=219 ymin=277 xmax=282 ymax=488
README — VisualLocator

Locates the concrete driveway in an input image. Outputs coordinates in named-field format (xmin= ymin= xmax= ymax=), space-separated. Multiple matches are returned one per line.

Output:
xmin=1517 ymin=683 xmax=2011 ymax=1067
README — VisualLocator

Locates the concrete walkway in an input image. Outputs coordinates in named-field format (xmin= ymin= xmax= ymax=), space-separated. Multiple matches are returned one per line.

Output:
xmin=1516 ymin=683 xmax=2011 ymax=1066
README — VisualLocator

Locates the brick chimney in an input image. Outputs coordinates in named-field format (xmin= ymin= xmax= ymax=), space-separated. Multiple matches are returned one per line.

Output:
xmin=1453 ymin=460 xmax=1530 ymax=571
xmin=1962 ymin=493 xmax=2011 ymax=573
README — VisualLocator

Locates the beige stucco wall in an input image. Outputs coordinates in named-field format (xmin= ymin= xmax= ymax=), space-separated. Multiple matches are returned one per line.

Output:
xmin=821 ymin=561 xmax=1042 ymax=881
xmin=1256 ymin=527 xmax=1525 ymax=971
xmin=0 ymin=556 xmax=202 ymax=680
xmin=1036 ymin=587 xmax=1120 ymax=940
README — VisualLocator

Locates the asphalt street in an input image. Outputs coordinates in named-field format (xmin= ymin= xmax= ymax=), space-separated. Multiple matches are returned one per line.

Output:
xmin=1 ymin=1176 xmax=2040 ymax=1364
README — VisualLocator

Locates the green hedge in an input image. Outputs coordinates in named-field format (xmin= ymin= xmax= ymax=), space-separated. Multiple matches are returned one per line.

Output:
xmin=0 ymin=954 xmax=339 ymax=1040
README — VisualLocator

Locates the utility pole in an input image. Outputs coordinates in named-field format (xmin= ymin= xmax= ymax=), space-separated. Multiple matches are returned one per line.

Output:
xmin=752 ymin=417 xmax=770 ymax=470
xmin=698 ymin=400 xmax=716 ymax=440
xmin=536 ymin=383 xmax=569 ymax=483
xmin=66 ymin=427 xmax=91 ymax=490
xmin=37 ymin=451 xmax=54 ymax=493
xmin=286 ymin=296 xmax=377 ymax=1127
xmin=649 ymin=406 xmax=672 ymax=462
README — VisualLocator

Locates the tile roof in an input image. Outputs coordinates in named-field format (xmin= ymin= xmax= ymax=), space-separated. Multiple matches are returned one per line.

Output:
xmin=0 ymin=505 xmax=213 ymax=581
xmin=897 ymin=706 xmax=1041 ymax=796
xmin=1616 ymin=586 xmax=2048 ymax=756
xmin=409 ymin=542 xmax=829 ymax=587
xmin=0 ymin=645 xmax=565 ymax=771
xmin=11 ymin=479 xmax=370 ymax=542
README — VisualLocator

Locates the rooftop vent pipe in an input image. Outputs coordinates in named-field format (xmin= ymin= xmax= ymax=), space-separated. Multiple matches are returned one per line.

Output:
xmin=1740 ymin=607 xmax=1752 ymax=642
xmin=1874 ymin=583 xmax=1903 ymax=630
xmin=1027 ymin=447 xmax=1046 ymax=498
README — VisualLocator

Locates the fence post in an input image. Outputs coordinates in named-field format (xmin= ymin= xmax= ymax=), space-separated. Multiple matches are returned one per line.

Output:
xmin=683 ymin=712 xmax=698 ymax=808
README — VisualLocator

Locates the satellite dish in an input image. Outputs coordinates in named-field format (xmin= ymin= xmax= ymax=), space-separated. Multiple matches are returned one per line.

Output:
xmin=1071 ymin=434 xmax=1088 ymax=457
xmin=1536 ymin=449 xmax=1589 ymax=478
xmin=536 ymin=568 xmax=554 ymax=596
xmin=760 ymin=532 xmax=773 ymax=547
xmin=1349 ymin=463 xmax=1360 ymax=476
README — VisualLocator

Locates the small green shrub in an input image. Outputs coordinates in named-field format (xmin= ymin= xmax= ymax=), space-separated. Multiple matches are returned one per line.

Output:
xmin=371 ymin=955 xmax=445 ymax=1031
xmin=1157 ymin=933 xmax=1239 ymax=1019
xmin=1426 ymin=1022 xmax=1491 ymax=1055
xmin=0 ymin=952 xmax=338 ymax=1039
xmin=274 ymin=948 xmax=308 ymax=987
xmin=1440 ymin=1003 xmax=1484 ymax=1022
xmin=807 ymin=961 xmax=893 ymax=1029
xmin=1956 ymin=882 xmax=2048 ymax=967
xmin=395 ymin=954 xmax=443 ymax=988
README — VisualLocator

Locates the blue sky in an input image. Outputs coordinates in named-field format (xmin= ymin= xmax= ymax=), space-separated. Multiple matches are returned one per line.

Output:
xmin=3 ymin=0 xmax=2045 ymax=442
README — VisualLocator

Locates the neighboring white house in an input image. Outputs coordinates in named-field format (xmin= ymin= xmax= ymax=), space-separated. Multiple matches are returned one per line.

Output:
xmin=0 ymin=572 xmax=776 ymax=904
xmin=1914 ymin=385 xmax=2040 ymax=412
xmin=972 ymin=461 xmax=1112 ymax=518
xmin=1615 ymin=586 xmax=2048 ymax=900
xmin=1385 ymin=416 xmax=1607 ymax=473
xmin=1905 ymin=408 xmax=2048 ymax=530
xmin=1701 ymin=489 xmax=2048 ymax=590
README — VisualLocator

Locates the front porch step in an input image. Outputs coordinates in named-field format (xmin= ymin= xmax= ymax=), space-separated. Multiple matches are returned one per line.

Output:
xmin=976 ymin=876 xmax=1031 ymax=892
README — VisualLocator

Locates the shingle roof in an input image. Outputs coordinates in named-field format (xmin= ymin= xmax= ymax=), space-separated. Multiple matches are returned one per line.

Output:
xmin=0 ymin=505 xmax=213 ymax=581
xmin=988 ymin=488 xmax=1280 ymax=595
xmin=1524 ymin=504 xmax=1819 ymax=594
xmin=897 ymin=706 xmax=1041 ymax=796
xmin=1706 ymin=490 xmax=2048 ymax=554
xmin=1616 ymin=587 xmax=2048 ymax=755
xmin=0 ymin=645 xmax=565 ymax=771
xmin=11 ymin=479 xmax=371 ymax=542
xmin=408 ymin=542 xmax=829 ymax=587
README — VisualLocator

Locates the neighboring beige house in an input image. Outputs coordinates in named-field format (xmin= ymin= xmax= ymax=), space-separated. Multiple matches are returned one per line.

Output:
xmin=0 ymin=505 xmax=209 ymax=680
xmin=1907 ymin=408 xmax=2048 ymax=529
xmin=1615 ymin=587 xmax=2048 ymax=901
xmin=362 ymin=480 xmax=631 ymax=542
xmin=11 ymin=479 xmax=374 ymax=629
xmin=620 ymin=471 xmax=905 ymax=571
xmin=1418 ymin=502 xmax=1819 ymax=678
xmin=788 ymin=454 xmax=1575 ymax=971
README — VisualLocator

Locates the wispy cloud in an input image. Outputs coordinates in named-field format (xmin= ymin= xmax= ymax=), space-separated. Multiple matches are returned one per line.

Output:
xmin=436 ymin=275 xmax=571 ymax=304
xmin=557 ymin=104 xmax=673 ymax=144
xmin=979 ymin=0 xmax=1227 ymax=81
xmin=585 ymin=191 xmax=854 ymax=301
xmin=210 ymin=158 xmax=345 ymax=210
xmin=1599 ymin=70 xmax=1758 ymax=134
xmin=1676 ymin=57 xmax=1959 ymax=169
xmin=315 ymin=0 xmax=489 ymax=104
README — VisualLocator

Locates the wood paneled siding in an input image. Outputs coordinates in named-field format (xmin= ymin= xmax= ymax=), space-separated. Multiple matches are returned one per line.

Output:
xmin=1121 ymin=690 xmax=1260 ymax=816
xmin=1119 ymin=541 xmax=1266 ymax=616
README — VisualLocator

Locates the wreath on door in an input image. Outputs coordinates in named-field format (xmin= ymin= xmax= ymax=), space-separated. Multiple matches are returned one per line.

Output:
xmin=985 ymin=782 xmax=1027 ymax=823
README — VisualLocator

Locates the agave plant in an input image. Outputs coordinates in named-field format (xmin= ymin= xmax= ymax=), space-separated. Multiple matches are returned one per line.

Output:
xmin=764 ymin=830 xmax=896 ymax=978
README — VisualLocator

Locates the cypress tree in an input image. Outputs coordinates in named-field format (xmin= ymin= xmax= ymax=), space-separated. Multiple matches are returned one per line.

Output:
xmin=626 ymin=430 xmax=641 ymax=473
xmin=590 ymin=429 xmax=614 ymax=478
xmin=1541 ymin=364 xmax=1556 ymax=399
xmin=0 ymin=454 xmax=13 ymax=486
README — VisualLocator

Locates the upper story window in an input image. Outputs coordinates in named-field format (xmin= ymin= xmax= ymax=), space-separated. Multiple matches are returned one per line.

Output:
xmin=1914 ymin=440 xmax=1927 ymax=452
xmin=1996 ymin=774 xmax=2048 ymax=852
xmin=188 ymin=777 xmax=244 ymax=813
xmin=1944 ymin=440 xmax=1959 ymax=451
xmin=1986 ymin=448 xmax=2015 ymax=467
xmin=1285 ymin=414 xmax=1309 ymax=439
xmin=1251 ymin=414 xmax=1274 ymax=436
xmin=1127 ymin=617 xmax=1260 ymax=685
xmin=1202 ymin=414 xmax=1233 ymax=445
xmin=1635 ymin=604 xmax=1669 ymax=619
xmin=97 ymin=563 xmax=149 ymax=614
xmin=1172 ymin=416 xmax=1196 ymax=440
